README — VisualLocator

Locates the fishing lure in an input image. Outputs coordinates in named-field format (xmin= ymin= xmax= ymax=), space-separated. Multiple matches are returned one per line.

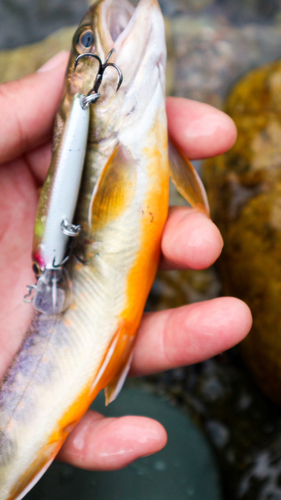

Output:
xmin=0 ymin=0 xmax=209 ymax=498
xmin=25 ymin=50 xmax=122 ymax=315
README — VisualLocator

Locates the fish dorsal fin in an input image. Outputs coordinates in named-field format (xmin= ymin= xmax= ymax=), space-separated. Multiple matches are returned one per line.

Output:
xmin=169 ymin=139 xmax=210 ymax=216
xmin=89 ymin=143 xmax=137 ymax=231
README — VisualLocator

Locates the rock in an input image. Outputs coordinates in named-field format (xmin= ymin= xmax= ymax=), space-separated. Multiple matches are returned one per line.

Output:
xmin=0 ymin=0 xmax=88 ymax=50
xmin=144 ymin=352 xmax=281 ymax=500
xmin=203 ymin=59 xmax=281 ymax=405
xmin=158 ymin=0 xmax=279 ymax=22
xmin=0 ymin=27 xmax=74 ymax=83
xmin=168 ymin=16 xmax=281 ymax=107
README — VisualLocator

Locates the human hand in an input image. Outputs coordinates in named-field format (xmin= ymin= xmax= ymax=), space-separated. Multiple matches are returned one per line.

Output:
xmin=0 ymin=51 xmax=252 ymax=470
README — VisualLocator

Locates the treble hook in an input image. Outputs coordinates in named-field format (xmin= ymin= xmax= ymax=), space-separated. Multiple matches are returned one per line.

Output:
xmin=74 ymin=49 xmax=123 ymax=97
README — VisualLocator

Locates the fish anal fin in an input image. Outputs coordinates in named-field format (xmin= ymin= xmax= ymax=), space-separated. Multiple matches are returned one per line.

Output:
xmin=169 ymin=139 xmax=210 ymax=216
xmin=104 ymin=352 xmax=133 ymax=406
xmin=90 ymin=321 xmax=135 ymax=403
xmin=89 ymin=143 xmax=137 ymax=231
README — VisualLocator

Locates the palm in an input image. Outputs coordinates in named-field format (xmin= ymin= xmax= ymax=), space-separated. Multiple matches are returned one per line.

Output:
xmin=0 ymin=152 xmax=39 ymax=376
xmin=0 ymin=52 xmax=252 ymax=470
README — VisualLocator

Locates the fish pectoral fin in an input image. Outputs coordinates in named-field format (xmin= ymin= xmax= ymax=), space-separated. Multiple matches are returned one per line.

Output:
xmin=89 ymin=143 xmax=138 ymax=231
xmin=90 ymin=321 xmax=136 ymax=404
xmin=168 ymin=139 xmax=210 ymax=216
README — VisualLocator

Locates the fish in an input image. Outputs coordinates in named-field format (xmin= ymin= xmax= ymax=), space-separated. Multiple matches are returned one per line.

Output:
xmin=0 ymin=0 xmax=209 ymax=498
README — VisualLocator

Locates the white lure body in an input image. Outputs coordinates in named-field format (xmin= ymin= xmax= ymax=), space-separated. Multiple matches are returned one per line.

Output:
xmin=33 ymin=93 xmax=89 ymax=271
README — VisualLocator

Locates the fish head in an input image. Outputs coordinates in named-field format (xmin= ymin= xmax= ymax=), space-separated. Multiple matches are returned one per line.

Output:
xmin=59 ymin=0 xmax=166 ymax=141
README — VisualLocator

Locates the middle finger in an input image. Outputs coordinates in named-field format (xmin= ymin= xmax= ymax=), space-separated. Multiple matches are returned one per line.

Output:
xmin=160 ymin=206 xmax=223 ymax=270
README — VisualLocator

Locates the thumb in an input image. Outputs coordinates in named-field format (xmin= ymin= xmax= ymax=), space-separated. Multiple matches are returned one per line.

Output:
xmin=0 ymin=51 xmax=69 ymax=164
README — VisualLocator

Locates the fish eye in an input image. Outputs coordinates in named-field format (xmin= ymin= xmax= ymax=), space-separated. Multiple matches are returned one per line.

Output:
xmin=32 ymin=262 xmax=42 ymax=278
xmin=75 ymin=28 xmax=95 ymax=53
xmin=80 ymin=30 xmax=94 ymax=48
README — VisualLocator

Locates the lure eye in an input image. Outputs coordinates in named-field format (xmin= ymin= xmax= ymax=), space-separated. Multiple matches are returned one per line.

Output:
xmin=32 ymin=262 xmax=42 ymax=278
xmin=75 ymin=27 xmax=95 ymax=53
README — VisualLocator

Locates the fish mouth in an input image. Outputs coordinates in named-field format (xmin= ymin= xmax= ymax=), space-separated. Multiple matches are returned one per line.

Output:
xmin=104 ymin=0 xmax=135 ymax=43
xmin=97 ymin=0 xmax=138 ymax=49
xmin=95 ymin=0 xmax=165 ymax=88
xmin=96 ymin=0 xmax=163 ymax=55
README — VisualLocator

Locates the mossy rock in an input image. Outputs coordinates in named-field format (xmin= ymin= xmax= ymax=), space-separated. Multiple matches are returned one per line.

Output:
xmin=0 ymin=27 xmax=74 ymax=82
xmin=203 ymin=59 xmax=281 ymax=405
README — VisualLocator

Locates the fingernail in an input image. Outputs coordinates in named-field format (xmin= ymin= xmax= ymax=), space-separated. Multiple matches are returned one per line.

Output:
xmin=37 ymin=51 xmax=68 ymax=73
